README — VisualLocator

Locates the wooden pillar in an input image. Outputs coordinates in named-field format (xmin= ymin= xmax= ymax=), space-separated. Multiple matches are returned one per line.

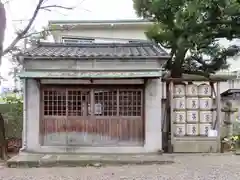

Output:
xmin=169 ymin=80 xmax=174 ymax=152
xmin=216 ymin=81 xmax=222 ymax=152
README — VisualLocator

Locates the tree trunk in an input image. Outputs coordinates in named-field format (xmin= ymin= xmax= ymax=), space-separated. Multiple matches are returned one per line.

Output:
xmin=0 ymin=1 xmax=6 ymax=62
xmin=170 ymin=43 xmax=187 ymax=78
xmin=170 ymin=64 xmax=182 ymax=78
xmin=170 ymin=56 xmax=184 ymax=78
xmin=0 ymin=2 xmax=7 ymax=160
xmin=0 ymin=113 xmax=7 ymax=160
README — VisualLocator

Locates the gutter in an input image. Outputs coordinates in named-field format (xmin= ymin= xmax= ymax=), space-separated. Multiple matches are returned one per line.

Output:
xmin=48 ymin=19 xmax=152 ymax=28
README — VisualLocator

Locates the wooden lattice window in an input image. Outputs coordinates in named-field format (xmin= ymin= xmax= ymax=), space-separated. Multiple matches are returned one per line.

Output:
xmin=67 ymin=89 xmax=90 ymax=116
xmin=43 ymin=88 xmax=66 ymax=116
xmin=43 ymin=88 xmax=90 ymax=116
xmin=94 ymin=90 xmax=117 ymax=116
xmin=94 ymin=89 xmax=143 ymax=117
xmin=43 ymin=87 xmax=143 ymax=117
xmin=119 ymin=90 xmax=142 ymax=116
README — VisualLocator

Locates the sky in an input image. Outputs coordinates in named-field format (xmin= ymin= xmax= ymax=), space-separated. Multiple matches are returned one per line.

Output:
xmin=1 ymin=0 xmax=240 ymax=91
xmin=0 ymin=0 xmax=137 ymax=90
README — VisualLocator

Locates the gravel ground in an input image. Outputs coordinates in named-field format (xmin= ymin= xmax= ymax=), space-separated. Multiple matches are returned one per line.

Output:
xmin=1 ymin=154 xmax=240 ymax=180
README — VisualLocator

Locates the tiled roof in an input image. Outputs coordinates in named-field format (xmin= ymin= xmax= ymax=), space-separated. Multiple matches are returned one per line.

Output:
xmin=21 ymin=42 xmax=169 ymax=59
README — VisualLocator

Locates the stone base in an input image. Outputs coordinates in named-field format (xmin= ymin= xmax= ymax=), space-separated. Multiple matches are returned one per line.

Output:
xmin=20 ymin=146 xmax=163 ymax=154
xmin=172 ymin=137 xmax=219 ymax=153
xmin=7 ymin=153 xmax=174 ymax=168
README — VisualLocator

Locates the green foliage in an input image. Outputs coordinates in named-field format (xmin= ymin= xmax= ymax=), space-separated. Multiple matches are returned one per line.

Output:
xmin=133 ymin=0 xmax=240 ymax=77
xmin=222 ymin=120 xmax=240 ymax=150
xmin=0 ymin=94 xmax=23 ymax=139
xmin=222 ymin=135 xmax=240 ymax=150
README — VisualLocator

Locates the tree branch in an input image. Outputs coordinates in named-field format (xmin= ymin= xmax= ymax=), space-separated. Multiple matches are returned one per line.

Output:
xmin=22 ymin=26 xmax=71 ymax=39
xmin=40 ymin=5 xmax=74 ymax=11
xmin=2 ymin=0 xmax=14 ymax=4
xmin=2 ymin=0 xmax=74 ymax=56
xmin=2 ymin=0 xmax=45 ymax=55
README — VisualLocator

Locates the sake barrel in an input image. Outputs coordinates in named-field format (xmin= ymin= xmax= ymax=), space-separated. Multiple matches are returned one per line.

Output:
xmin=198 ymin=83 xmax=212 ymax=97
xmin=175 ymin=124 xmax=186 ymax=136
xmin=199 ymin=123 xmax=212 ymax=136
xmin=187 ymin=111 xmax=199 ymax=123
xmin=199 ymin=97 xmax=212 ymax=110
xmin=186 ymin=84 xmax=198 ymax=97
xmin=174 ymin=97 xmax=186 ymax=110
xmin=174 ymin=84 xmax=185 ymax=97
xmin=186 ymin=124 xmax=199 ymax=136
xmin=199 ymin=111 xmax=213 ymax=123
xmin=175 ymin=111 xmax=186 ymax=123
xmin=186 ymin=97 xmax=199 ymax=109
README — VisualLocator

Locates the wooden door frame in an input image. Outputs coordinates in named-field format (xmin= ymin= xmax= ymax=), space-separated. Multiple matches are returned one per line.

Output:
xmin=40 ymin=83 xmax=145 ymax=146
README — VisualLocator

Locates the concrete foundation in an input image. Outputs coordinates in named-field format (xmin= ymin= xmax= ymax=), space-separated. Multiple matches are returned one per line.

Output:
xmin=172 ymin=137 xmax=219 ymax=153
xmin=7 ymin=153 xmax=174 ymax=168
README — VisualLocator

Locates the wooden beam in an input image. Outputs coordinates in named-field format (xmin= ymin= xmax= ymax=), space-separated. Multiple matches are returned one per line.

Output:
xmin=93 ymin=79 xmax=144 ymax=84
xmin=40 ymin=79 xmax=145 ymax=84
xmin=162 ymin=73 xmax=235 ymax=82
xmin=41 ymin=79 xmax=91 ymax=84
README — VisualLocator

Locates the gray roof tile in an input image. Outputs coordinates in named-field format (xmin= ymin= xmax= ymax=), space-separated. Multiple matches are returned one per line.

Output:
xmin=21 ymin=42 xmax=169 ymax=59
